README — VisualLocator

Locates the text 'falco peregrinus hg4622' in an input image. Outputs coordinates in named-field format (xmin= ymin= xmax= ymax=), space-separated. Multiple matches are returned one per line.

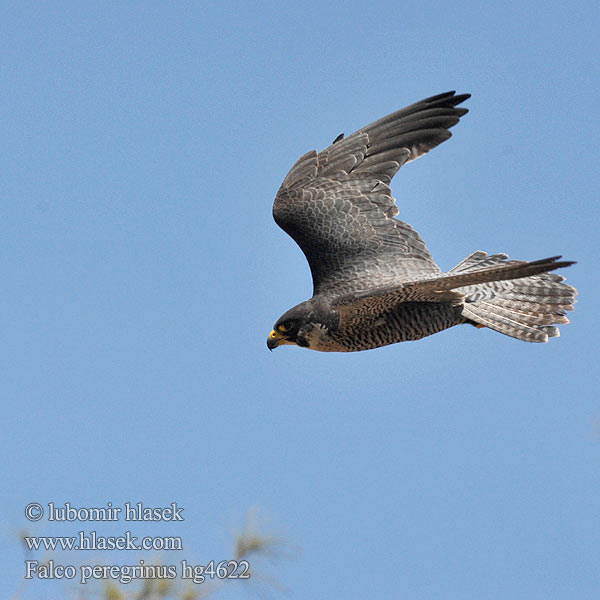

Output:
xmin=267 ymin=92 xmax=577 ymax=352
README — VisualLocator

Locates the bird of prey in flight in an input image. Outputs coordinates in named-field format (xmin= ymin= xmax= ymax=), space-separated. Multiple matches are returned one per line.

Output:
xmin=267 ymin=92 xmax=576 ymax=352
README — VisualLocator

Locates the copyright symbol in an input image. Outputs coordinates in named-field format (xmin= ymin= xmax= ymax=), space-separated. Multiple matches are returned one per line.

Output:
xmin=25 ymin=503 xmax=43 ymax=521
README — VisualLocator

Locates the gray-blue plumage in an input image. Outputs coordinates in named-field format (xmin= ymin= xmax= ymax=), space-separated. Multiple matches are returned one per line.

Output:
xmin=268 ymin=92 xmax=576 ymax=352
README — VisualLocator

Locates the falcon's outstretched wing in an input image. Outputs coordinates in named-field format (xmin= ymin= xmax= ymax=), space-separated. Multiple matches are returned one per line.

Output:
xmin=273 ymin=91 xmax=470 ymax=297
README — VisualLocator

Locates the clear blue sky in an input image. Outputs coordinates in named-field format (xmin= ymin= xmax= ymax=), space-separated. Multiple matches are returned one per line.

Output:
xmin=2 ymin=2 xmax=598 ymax=599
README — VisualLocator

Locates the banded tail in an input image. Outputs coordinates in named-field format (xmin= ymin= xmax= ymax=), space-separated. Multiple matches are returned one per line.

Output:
xmin=449 ymin=251 xmax=577 ymax=342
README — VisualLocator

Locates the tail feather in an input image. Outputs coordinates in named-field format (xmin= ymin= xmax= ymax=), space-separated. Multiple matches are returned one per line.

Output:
xmin=450 ymin=251 xmax=577 ymax=343
xmin=460 ymin=280 xmax=576 ymax=306
xmin=450 ymin=251 xmax=509 ymax=273
xmin=477 ymin=300 xmax=570 ymax=326
xmin=490 ymin=297 xmax=572 ymax=320
xmin=502 ymin=290 xmax=575 ymax=305
xmin=462 ymin=303 xmax=552 ymax=342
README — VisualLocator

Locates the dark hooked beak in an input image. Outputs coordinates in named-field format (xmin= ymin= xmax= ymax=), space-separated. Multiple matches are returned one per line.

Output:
xmin=267 ymin=329 xmax=285 ymax=351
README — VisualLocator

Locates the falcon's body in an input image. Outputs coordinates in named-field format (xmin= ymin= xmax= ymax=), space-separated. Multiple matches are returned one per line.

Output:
xmin=267 ymin=92 xmax=576 ymax=352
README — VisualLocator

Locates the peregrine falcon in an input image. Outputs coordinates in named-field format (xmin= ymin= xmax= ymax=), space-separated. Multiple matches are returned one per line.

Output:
xmin=267 ymin=91 xmax=576 ymax=352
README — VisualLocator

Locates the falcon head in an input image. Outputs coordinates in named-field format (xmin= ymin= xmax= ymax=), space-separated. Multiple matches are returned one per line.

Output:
xmin=267 ymin=299 xmax=338 ymax=351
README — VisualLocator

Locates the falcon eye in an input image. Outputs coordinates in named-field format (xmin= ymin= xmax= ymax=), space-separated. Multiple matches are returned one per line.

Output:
xmin=278 ymin=323 xmax=290 ymax=333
